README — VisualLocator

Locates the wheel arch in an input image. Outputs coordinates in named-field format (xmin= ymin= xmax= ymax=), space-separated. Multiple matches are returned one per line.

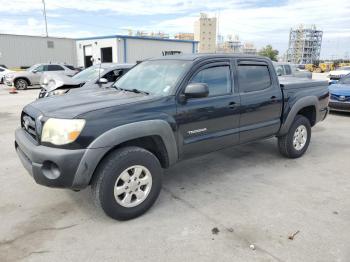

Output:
xmin=14 ymin=77 xmax=31 ymax=86
xmin=71 ymin=120 xmax=178 ymax=189
xmin=278 ymin=96 xmax=319 ymax=136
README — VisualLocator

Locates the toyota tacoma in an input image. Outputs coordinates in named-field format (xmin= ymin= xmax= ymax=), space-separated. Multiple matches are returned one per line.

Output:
xmin=15 ymin=54 xmax=329 ymax=220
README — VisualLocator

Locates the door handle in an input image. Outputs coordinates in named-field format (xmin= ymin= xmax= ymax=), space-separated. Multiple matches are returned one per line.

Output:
xmin=270 ymin=96 xmax=277 ymax=100
xmin=228 ymin=102 xmax=238 ymax=109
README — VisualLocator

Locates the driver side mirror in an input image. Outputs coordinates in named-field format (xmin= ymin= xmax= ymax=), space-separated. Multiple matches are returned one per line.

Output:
xmin=183 ymin=83 xmax=209 ymax=99
xmin=97 ymin=78 xmax=108 ymax=84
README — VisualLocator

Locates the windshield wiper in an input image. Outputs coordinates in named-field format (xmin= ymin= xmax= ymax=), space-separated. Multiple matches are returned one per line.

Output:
xmin=113 ymin=86 xmax=149 ymax=95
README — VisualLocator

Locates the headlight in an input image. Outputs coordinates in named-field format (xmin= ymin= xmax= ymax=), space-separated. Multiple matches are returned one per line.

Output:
xmin=47 ymin=89 xmax=69 ymax=97
xmin=5 ymin=74 xmax=14 ymax=79
xmin=41 ymin=118 xmax=85 ymax=145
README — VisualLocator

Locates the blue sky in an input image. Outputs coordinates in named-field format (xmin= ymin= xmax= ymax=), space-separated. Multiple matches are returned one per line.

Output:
xmin=0 ymin=0 xmax=349 ymax=59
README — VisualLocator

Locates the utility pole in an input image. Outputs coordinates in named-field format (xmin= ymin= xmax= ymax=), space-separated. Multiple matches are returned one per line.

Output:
xmin=42 ymin=0 xmax=48 ymax=37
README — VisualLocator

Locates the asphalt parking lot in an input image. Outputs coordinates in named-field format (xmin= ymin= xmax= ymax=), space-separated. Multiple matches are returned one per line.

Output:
xmin=0 ymin=84 xmax=349 ymax=262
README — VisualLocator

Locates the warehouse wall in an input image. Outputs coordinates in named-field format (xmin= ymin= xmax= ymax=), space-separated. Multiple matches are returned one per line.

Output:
xmin=76 ymin=38 xmax=118 ymax=67
xmin=0 ymin=34 xmax=76 ymax=68
xmin=124 ymin=38 xmax=196 ymax=63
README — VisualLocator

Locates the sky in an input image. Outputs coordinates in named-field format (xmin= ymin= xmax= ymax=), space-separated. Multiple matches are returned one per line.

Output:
xmin=0 ymin=0 xmax=349 ymax=59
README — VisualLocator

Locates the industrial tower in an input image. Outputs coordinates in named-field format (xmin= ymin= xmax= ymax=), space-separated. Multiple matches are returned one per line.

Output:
xmin=287 ymin=25 xmax=323 ymax=64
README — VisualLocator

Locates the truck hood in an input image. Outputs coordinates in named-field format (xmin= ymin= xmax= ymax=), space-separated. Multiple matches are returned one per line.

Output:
xmin=27 ymin=88 xmax=154 ymax=118
xmin=329 ymin=84 xmax=350 ymax=96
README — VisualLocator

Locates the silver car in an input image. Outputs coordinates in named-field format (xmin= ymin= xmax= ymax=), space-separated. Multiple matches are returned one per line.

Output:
xmin=273 ymin=62 xmax=312 ymax=79
xmin=39 ymin=63 xmax=134 ymax=98
xmin=4 ymin=63 xmax=78 ymax=90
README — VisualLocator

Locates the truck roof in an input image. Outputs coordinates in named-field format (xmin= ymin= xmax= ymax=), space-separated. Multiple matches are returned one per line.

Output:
xmin=150 ymin=53 xmax=270 ymax=62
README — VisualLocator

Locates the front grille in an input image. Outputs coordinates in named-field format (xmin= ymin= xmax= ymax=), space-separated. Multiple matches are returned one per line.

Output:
xmin=21 ymin=112 xmax=38 ymax=141
xmin=331 ymin=94 xmax=350 ymax=102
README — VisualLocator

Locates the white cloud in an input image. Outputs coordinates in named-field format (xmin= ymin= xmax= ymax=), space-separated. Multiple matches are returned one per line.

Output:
xmin=0 ymin=0 xmax=349 ymax=58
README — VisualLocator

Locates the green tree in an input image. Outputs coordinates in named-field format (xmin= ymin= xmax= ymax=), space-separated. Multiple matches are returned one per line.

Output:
xmin=258 ymin=45 xmax=279 ymax=61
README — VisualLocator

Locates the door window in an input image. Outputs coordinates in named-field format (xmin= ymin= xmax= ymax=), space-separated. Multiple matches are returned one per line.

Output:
xmin=34 ymin=65 xmax=46 ymax=72
xmin=284 ymin=65 xmax=292 ymax=75
xmin=190 ymin=65 xmax=231 ymax=96
xmin=48 ymin=65 xmax=64 ymax=71
xmin=238 ymin=65 xmax=271 ymax=92
xmin=103 ymin=69 xmax=123 ymax=82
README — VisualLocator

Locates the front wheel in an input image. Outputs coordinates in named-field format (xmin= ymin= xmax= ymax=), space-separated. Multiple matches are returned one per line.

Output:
xmin=278 ymin=115 xmax=311 ymax=158
xmin=15 ymin=79 xmax=28 ymax=90
xmin=91 ymin=146 xmax=163 ymax=220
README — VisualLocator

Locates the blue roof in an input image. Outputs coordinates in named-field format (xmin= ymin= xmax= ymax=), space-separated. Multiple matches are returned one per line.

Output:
xmin=75 ymin=34 xmax=198 ymax=43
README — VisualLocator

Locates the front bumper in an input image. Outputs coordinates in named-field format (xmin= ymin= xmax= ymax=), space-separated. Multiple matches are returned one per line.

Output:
xmin=15 ymin=128 xmax=86 ymax=188
xmin=329 ymin=100 xmax=350 ymax=112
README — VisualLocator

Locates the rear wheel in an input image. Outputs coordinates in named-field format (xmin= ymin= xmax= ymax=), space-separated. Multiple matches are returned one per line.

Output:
xmin=15 ymin=79 xmax=28 ymax=90
xmin=278 ymin=115 xmax=311 ymax=158
xmin=91 ymin=146 xmax=163 ymax=220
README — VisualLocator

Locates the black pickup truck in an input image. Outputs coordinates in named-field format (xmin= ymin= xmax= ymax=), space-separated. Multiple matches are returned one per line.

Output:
xmin=15 ymin=54 xmax=329 ymax=220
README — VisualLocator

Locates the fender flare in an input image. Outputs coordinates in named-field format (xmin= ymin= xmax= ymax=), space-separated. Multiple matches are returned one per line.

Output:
xmin=278 ymin=96 xmax=319 ymax=136
xmin=72 ymin=120 xmax=178 ymax=189
xmin=14 ymin=77 xmax=32 ymax=86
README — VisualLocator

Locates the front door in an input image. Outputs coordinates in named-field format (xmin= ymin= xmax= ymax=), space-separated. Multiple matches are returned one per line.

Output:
xmin=176 ymin=60 xmax=241 ymax=159
xmin=31 ymin=64 xmax=47 ymax=85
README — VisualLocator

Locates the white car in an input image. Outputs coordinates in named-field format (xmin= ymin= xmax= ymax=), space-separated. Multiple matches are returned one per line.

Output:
xmin=328 ymin=66 xmax=350 ymax=82
xmin=0 ymin=66 xmax=12 ymax=84
xmin=4 ymin=63 xmax=78 ymax=90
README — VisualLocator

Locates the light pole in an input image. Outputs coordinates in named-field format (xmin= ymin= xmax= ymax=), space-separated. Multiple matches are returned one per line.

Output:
xmin=42 ymin=0 xmax=48 ymax=37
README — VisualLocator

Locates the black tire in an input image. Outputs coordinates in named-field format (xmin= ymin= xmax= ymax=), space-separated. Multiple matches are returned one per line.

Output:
xmin=278 ymin=115 xmax=311 ymax=158
xmin=15 ymin=78 xmax=28 ymax=90
xmin=91 ymin=146 xmax=163 ymax=220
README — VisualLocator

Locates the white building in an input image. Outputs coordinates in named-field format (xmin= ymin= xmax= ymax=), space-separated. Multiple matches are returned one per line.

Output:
xmin=194 ymin=13 xmax=217 ymax=53
xmin=0 ymin=34 xmax=76 ymax=68
xmin=76 ymin=35 xmax=198 ymax=68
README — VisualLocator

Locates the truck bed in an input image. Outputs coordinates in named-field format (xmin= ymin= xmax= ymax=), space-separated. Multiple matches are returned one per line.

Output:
xmin=279 ymin=76 xmax=328 ymax=89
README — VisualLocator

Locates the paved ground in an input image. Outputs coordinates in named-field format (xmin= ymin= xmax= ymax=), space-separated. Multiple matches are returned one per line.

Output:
xmin=0 ymin=84 xmax=350 ymax=262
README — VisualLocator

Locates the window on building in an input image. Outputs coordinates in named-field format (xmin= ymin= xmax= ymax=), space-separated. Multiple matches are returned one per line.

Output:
xmin=47 ymin=41 xmax=54 ymax=48
xmin=190 ymin=65 xmax=232 ymax=96
xmin=238 ymin=65 xmax=271 ymax=93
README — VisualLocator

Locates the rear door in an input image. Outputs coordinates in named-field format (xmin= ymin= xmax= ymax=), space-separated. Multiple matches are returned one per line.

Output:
xmin=176 ymin=59 xmax=241 ymax=158
xmin=237 ymin=60 xmax=283 ymax=143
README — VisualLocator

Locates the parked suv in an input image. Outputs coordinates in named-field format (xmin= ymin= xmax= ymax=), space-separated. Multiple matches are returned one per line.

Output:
xmin=15 ymin=54 xmax=329 ymax=220
xmin=5 ymin=63 xmax=78 ymax=90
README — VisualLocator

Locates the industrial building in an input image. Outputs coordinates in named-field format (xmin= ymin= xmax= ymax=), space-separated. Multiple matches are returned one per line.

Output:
xmin=287 ymin=25 xmax=323 ymax=64
xmin=242 ymin=42 xmax=257 ymax=55
xmin=0 ymin=34 xmax=76 ymax=68
xmin=75 ymin=35 xmax=198 ymax=68
xmin=194 ymin=13 xmax=217 ymax=53
xmin=175 ymin=33 xmax=194 ymax=41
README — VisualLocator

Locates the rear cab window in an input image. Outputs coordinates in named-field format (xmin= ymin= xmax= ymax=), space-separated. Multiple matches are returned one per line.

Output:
xmin=237 ymin=63 xmax=272 ymax=93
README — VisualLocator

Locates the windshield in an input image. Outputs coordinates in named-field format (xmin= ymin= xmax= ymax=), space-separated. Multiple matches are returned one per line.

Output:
xmin=72 ymin=65 xmax=105 ymax=81
xmin=339 ymin=74 xmax=350 ymax=84
xmin=336 ymin=66 xmax=350 ymax=71
xmin=113 ymin=60 xmax=191 ymax=96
